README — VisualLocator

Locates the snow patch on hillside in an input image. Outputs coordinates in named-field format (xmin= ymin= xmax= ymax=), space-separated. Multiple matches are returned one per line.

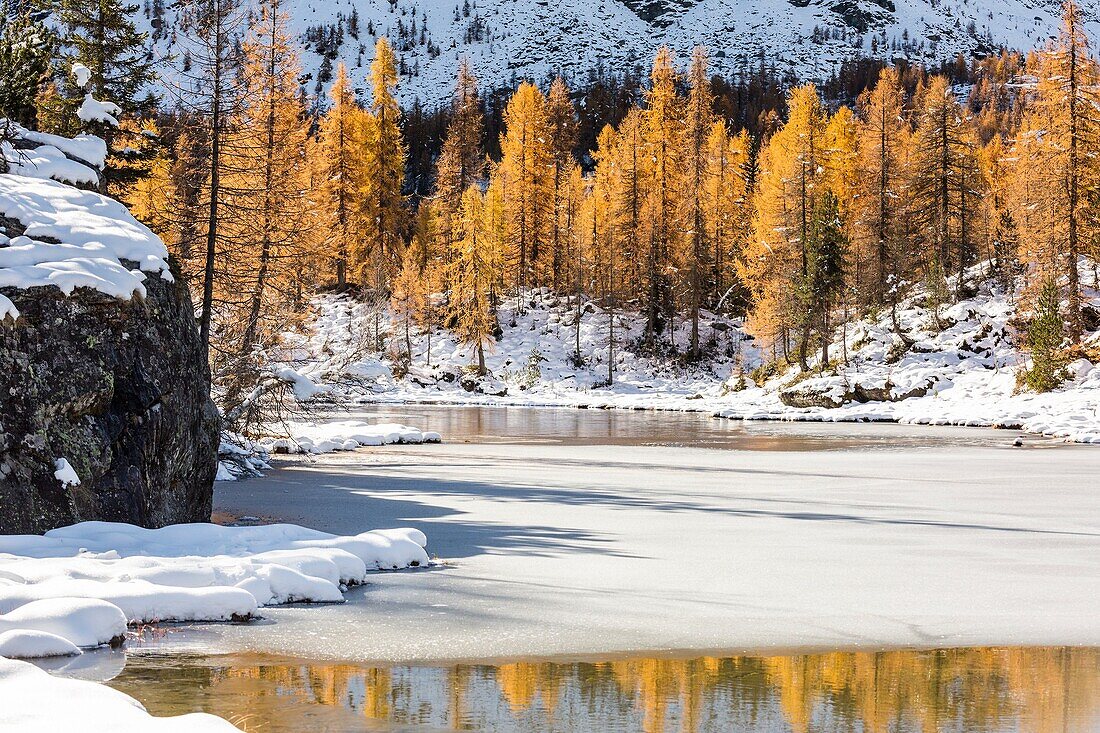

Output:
xmin=715 ymin=272 xmax=1100 ymax=443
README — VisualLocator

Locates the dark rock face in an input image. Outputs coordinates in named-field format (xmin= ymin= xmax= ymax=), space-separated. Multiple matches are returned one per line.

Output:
xmin=619 ymin=0 xmax=699 ymax=26
xmin=0 ymin=261 xmax=219 ymax=534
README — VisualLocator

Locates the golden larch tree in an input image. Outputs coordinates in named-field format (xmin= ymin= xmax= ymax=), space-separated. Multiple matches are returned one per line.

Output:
xmin=359 ymin=36 xmax=408 ymax=289
xmin=316 ymin=62 xmax=369 ymax=287
xmin=498 ymin=81 xmax=552 ymax=297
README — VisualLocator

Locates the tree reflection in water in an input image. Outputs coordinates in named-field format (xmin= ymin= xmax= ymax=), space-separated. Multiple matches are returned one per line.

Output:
xmin=110 ymin=647 xmax=1100 ymax=733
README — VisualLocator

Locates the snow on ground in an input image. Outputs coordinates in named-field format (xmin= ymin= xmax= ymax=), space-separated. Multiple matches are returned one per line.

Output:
xmin=0 ymin=521 xmax=430 ymax=657
xmin=276 ymin=267 xmax=1100 ymax=443
xmin=0 ymin=519 xmax=430 ymax=729
xmin=216 ymin=419 xmax=441 ymax=480
xmin=0 ymin=655 xmax=240 ymax=731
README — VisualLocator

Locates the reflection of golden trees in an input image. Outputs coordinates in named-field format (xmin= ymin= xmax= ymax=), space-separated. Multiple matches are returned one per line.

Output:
xmin=114 ymin=648 xmax=1100 ymax=733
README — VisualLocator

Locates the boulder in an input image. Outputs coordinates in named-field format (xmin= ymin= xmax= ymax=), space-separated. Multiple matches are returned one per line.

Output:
xmin=0 ymin=264 xmax=219 ymax=534
xmin=779 ymin=375 xmax=936 ymax=409
xmin=458 ymin=373 xmax=509 ymax=396
xmin=779 ymin=382 xmax=848 ymax=408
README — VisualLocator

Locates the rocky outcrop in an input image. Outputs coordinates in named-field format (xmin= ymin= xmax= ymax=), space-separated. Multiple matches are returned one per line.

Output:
xmin=780 ymin=377 xmax=937 ymax=409
xmin=779 ymin=382 xmax=848 ymax=409
xmin=459 ymin=372 xmax=509 ymax=396
xmin=0 ymin=262 xmax=219 ymax=534
xmin=0 ymin=125 xmax=218 ymax=535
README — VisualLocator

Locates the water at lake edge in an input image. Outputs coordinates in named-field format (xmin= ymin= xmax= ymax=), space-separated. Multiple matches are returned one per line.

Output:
xmin=103 ymin=646 xmax=1100 ymax=732
xmin=328 ymin=403 xmax=1071 ymax=451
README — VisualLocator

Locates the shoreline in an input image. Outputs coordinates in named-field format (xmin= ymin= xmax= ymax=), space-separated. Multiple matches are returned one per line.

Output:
xmin=332 ymin=391 xmax=1100 ymax=444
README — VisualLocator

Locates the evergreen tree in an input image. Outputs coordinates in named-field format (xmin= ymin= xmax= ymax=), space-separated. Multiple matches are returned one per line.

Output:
xmin=800 ymin=191 xmax=847 ymax=366
xmin=50 ymin=0 xmax=156 ymax=130
xmin=1019 ymin=275 xmax=1067 ymax=392
xmin=0 ymin=3 xmax=54 ymax=127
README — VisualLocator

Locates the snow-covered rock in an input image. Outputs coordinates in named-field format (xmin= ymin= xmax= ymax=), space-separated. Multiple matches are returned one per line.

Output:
xmin=0 ymin=598 xmax=126 ymax=649
xmin=261 ymin=420 xmax=442 ymax=455
xmin=0 ymin=629 xmax=82 ymax=659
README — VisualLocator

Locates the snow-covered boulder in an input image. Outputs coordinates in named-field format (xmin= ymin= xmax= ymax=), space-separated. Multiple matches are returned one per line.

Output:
xmin=0 ymin=127 xmax=218 ymax=534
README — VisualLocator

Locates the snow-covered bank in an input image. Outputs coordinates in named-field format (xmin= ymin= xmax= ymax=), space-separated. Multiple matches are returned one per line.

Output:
xmin=216 ymin=421 xmax=442 ymax=481
xmin=0 ymin=521 xmax=429 ymax=658
xmin=0 ymin=521 xmax=430 ymax=729
xmin=260 ymin=420 xmax=442 ymax=455
xmin=276 ymin=271 xmax=1100 ymax=443
xmin=0 ymin=656 xmax=239 ymax=731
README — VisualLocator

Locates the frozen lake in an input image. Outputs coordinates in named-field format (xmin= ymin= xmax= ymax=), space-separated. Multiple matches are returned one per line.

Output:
xmin=126 ymin=406 xmax=1100 ymax=661
xmin=87 ymin=406 xmax=1100 ymax=731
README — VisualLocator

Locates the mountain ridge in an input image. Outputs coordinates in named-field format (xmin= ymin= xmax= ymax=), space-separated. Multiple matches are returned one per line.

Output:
xmin=140 ymin=0 xmax=1095 ymax=106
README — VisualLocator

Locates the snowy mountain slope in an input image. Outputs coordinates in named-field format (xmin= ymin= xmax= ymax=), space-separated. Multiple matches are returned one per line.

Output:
xmin=137 ymin=0 xmax=1097 ymax=106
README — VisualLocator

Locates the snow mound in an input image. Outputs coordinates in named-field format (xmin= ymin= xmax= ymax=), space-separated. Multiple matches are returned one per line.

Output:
xmin=0 ymin=598 xmax=126 ymax=649
xmin=0 ymin=520 xmax=430 ymax=655
xmin=1 ymin=141 xmax=100 ymax=186
xmin=0 ymin=175 xmax=172 ymax=305
xmin=0 ymin=656 xmax=241 ymax=731
xmin=261 ymin=420 xmax=442 ymax=454
xmin=77 ymin=94 xmax=121 ymax=127
xmin=0 ymin=293 xmax=17 ymax=321
xmin=0 ymin=629 xmax=81 ymax=659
